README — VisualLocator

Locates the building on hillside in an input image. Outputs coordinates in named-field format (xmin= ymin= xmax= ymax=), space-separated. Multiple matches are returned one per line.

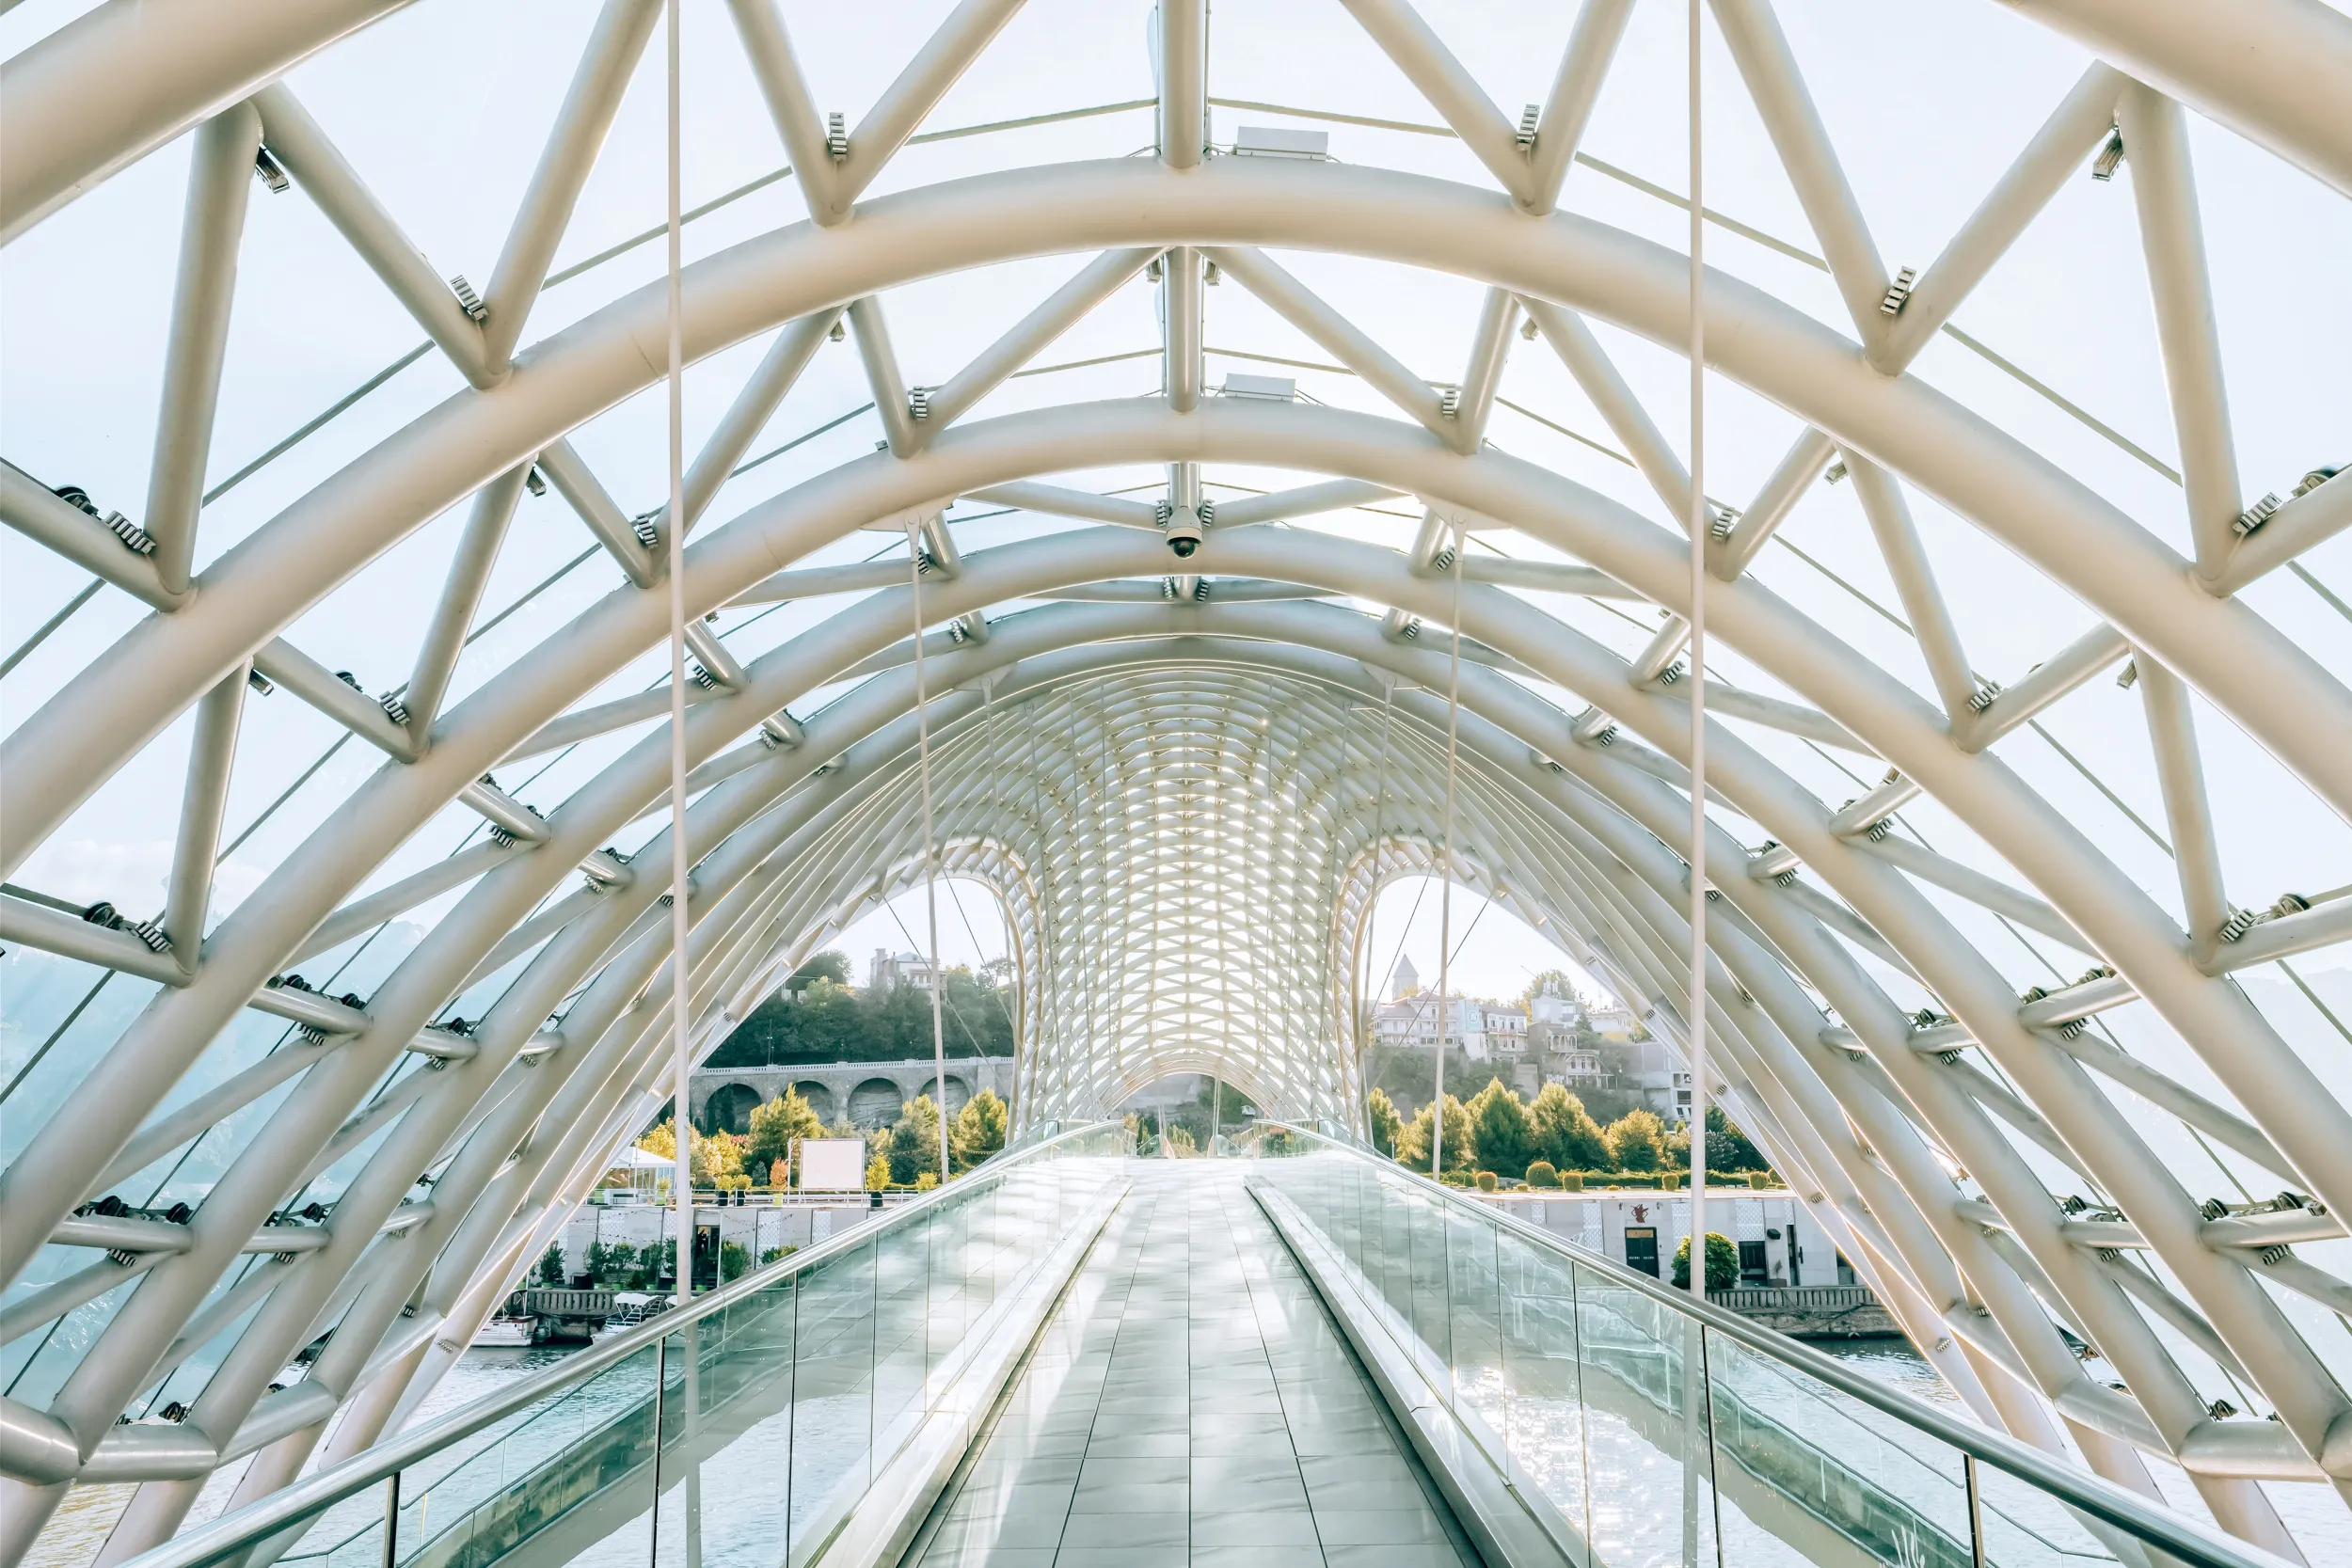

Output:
xmin=1528 ymin=975 xmax=1584 ymax=1032
xmin=869 ymin=948 xmax=936 ymax=992
xmin=1612 ymin=1038 xmax=1692 ymax=1118
xmin=1371 ymin=990 xmax=1528 ymax=1063
xmin=1388 ymin=953 xmax=1419 ymax=1000
xmin=1585 ymin=1003 xmax=1638 ymax=1040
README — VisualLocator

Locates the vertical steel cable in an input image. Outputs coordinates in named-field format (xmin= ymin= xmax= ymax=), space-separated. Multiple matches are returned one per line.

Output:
xmin=662 ymin=0 xmax=692 ymax=1313
xmin=1683 ymin=7 xmax=1715 ymax=1563
xmin=1431 ymin=526 xmax=1466 ymax=1178
xmin=1685 ymin=0 xmax=1711 ymax=1305
xmin=659 ymin=9 xmax=704 ymax=1564
xmin=1362 ymin=680 xmax=1396 ymax=1140
xmin=906 ymin=520 xmax=950 ymax=1182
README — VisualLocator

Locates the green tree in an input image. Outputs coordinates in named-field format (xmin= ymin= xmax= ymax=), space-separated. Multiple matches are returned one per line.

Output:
xmin=637 ymin=1117 xmax=743 ymax=1187
xmin=1464 ymin=1078 xmax=1534 ymax=1179
xmin=1398 ymin=1095 xmax=1474 ymax=1173
xmin=743 ymin=1088 xmax=824 ymax=1175
xmin=1704 ymin=1106 xmax=1766 ymax=1172
xmin=1529 ymin=1083 xmax=1611 ymax=1170
xmin=537 ymin=1243 xmax=564 ymax=1286
xmin=888 ymin=1095 xmax=943 ymax=1184
xmin=720 ymin=1241 xmax=751 ymax=1281
xmin=1365 ymin=1087 xmax=1405 ymax=1157
xmin=1525 ymin=1161 xmax=1559 ymax=1189
xmin=953 ymin=1088 xmax=1009 ymax=1170
xmin=1603 ymin=1108 xmax=1668 ymax=1172
xmin=787 ymin=950 xmax=852 ymax=993
xmin=1673 ymin=1232 xmax=1740 ymax=1291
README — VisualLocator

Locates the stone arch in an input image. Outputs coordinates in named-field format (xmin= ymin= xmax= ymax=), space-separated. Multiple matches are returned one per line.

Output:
xmin=704 ymin=1083 xmax=764 ymax=1136
xmin=848 ymin=1079 xmax=904 ymax=1129
xmin=790 ymin=1082 xmax=837 ymax=1122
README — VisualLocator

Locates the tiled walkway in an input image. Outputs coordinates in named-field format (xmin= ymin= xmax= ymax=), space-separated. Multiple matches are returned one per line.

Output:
xmin=905 ymin=1162 xmax=1480 ymax=1568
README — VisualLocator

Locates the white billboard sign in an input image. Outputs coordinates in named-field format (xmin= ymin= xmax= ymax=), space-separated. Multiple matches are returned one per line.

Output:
xmin=795 ymin=1137 xmax=868 ymax=1192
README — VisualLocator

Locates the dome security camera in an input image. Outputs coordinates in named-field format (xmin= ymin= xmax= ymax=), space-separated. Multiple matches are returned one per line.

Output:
xmin=1158 ymin=499 xmax=1211 ymax=559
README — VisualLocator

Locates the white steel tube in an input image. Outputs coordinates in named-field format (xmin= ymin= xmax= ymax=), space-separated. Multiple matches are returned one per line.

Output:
xmin=2116 ymin=83 xmax=2244 ymax=583
xmin=2134 ymin=653 xmax=2230 ymax=964
xmin=146 ymin=103 xmax=262 ymax=597
xmin=536 ymin=438 xmax=658 ymax=586
xmin=1846 ymin=453 xmax=1978 ymax=721
xmin=251 ymin=86 xmax=489 ymax=386
xmin=0 ymin=459 xmax=180 ymax=612
xmin=1451 ymin=289 xmax=1517 ymax=452
xmin=1207 ymin=246 xmax=1450 ymax=436
xmin=838 ymin=0 xmax=1028 ymax=204
xmin=1994 ymin=0 xmax=2352 ymax=200
xmin=1707 ymin=0 xmax=1889 ymax=341
xmin=162 ymin=662 xmax=249 ymax=970
xmin=1164 ymin=248 xmax=1203 ymax=414
xmin=0 ymin=0 xmax=410 ymax=246
xmin=1526 ymin=0 xmax=1635 ymax=214
xmin=1519 ymin=298 xmax=1692 ymax=523
xmin=849 ymin=297 xmax=919 ymax=456
xmin=1337 ymin=0 xmax=1531 ymax=203
xmin=725 ymin=0 xmax=841 ymax=222
xmin=405 ymin=467 xmax=529 ymax=743
xmin=923 ymin=249 xmax=1157 ymax=439
xmin=1709 ymin=427 xmax=1835 ymax=579
xmin=679 ymin=311 xmax=840 ymax=531
xmin=1157 ymin=0 xmax=1207 ymax=169
xmin=1881 ymin=64 xmax=2124 ymax=370
xmin=481 ymin=0 xmax=663 ymax=375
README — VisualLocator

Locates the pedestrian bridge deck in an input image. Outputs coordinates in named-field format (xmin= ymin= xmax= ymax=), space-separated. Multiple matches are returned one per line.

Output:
xmin=125 ymin=1127 xmax=2280 ymax=1568
xmin=902 ymin=1163 xmax=1477 ymax=1567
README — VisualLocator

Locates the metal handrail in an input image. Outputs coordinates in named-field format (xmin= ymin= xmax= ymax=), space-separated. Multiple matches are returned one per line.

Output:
xmin=119 ymin=1121 xmax=1128 ymax=1568
xmin=1249 ymin=1122 xmax=2298 ymax=1568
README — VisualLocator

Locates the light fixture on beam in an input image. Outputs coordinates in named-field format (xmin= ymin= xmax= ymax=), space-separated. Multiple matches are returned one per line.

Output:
xmin=2090 ymin=125 xmax=2124 ymax=182
xmin=1879 ymin=266 xmax=1918 ymax=317
xmin=448 ymin=276 xmax=487 ymax=324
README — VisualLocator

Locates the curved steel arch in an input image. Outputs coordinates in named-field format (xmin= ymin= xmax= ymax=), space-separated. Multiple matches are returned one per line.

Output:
xmin=7 ymin=1 xmax=2351 ymax=1560
xmin=11 ymin=165 xmax=2352 ymax=874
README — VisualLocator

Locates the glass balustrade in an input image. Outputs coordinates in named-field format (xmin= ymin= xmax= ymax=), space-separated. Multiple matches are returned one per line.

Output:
xmin=1243 ymin=1128 xmax=2290 ymax=1568
xmin=135 ymin=1123 xmax=1130 ymax=1568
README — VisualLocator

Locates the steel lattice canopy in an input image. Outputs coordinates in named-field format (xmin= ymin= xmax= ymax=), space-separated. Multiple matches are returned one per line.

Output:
xmin=0 ymin=0 xmax=2348 ymax=1560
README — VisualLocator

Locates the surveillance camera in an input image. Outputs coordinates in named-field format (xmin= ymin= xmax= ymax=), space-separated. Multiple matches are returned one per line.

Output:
xmin=1161 ymin=499 xmax=1211 ymax=559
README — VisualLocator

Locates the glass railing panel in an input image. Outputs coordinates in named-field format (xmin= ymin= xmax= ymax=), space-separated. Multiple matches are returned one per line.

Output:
xmin=1572 ymin=1261 xmax=1719 ymax=1568
xmin=123 ymin=1125 xmax=1130 ymax=1568
xmin=1705 ymin=1327 xmax=1976 ymax=1568
xmin=782 ymin=1234 xmax=875 ymax=1566
xmin=870 ymin=1208 xmax=932 ymax=1462
xmin=1369 ymin=1162 xmax=1417 ymax=1336
xmin=377 ymin=1339 xmax=665 ymax=1568
xmin=649 ymin=1279 xmax=801 ymax=1568
xmin=926 ymin=1185 xmax=972 ymax=1392
xmin=1404 ymin=1178 xmax=1455 ymax=1373
xmin=1495 ymin=1226 xmax=1591 ymax=1544
xmin=1444 ymin=1196 xmax=1507 ymax=1455
xmin=1973 ymin=1462 xmax=2129 ymax=1567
